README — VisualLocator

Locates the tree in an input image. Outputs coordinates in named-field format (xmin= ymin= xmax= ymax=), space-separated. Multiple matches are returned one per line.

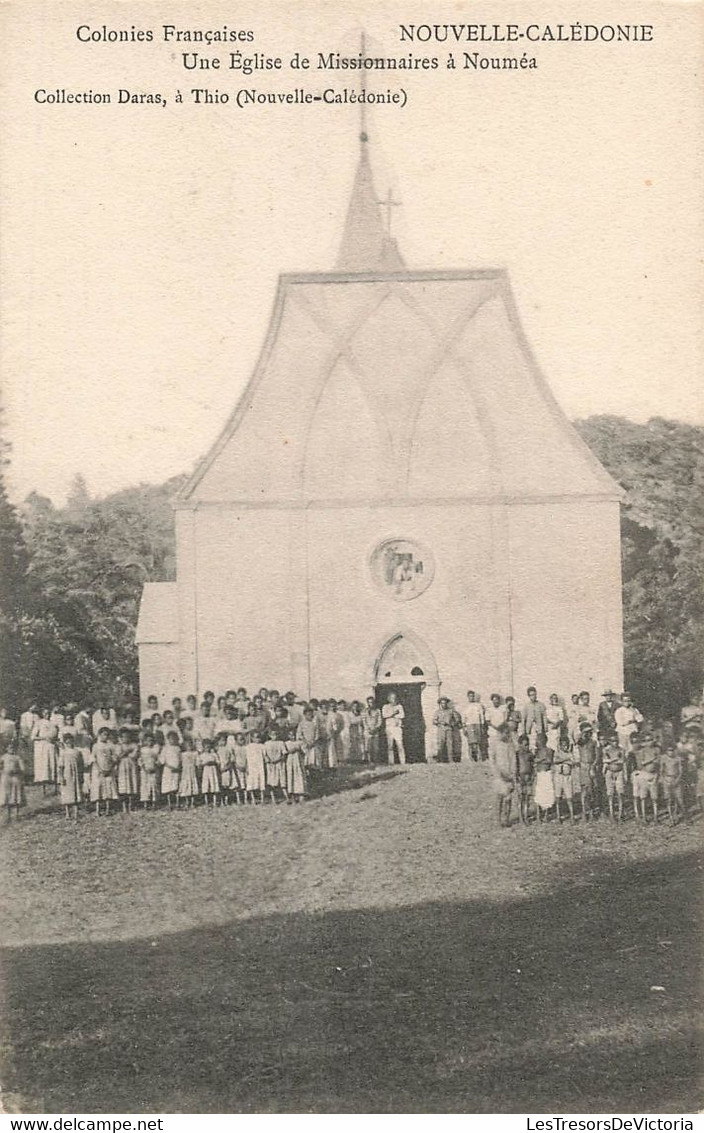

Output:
xmin=575 ymin=416 xmax=704 ymax=716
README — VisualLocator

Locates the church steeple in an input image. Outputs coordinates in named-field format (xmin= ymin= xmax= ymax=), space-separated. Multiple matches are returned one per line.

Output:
xmin=335 ymin=34 xmax=406 ymax=273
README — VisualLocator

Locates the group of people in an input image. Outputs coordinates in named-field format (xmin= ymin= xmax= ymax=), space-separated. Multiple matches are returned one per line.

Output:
xmin=0 ymin=687 xmax=406 ymax=819
xmin=0 ymin=685 xmax=702 ymax=827
xmin=462 ymin=686 xmax=704 ymax=827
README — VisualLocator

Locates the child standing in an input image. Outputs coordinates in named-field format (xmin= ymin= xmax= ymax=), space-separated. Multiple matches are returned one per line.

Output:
xmin=214 ymin=734 xmax=233 ymax=804
xmin=602 ymin=741 xmax=626 ymax=821
xmin=515 ymin=734 xmax=533 ymax=824
xmin=552 ymin=735 xmax=576 ymax=823
xmin=115 ymin=727 xmax=139 ymax=813
xmin=138 ymin=733 xmax=161 ymax=809
xmin=160 ymin=731 xmax=182 ymax=810
xmin=575 ymin=722 xmax=599 ymax=821
xmin=231 ymin=733 xmax=249 ymax=804
xmin=199 ymin=738 xmax=220 ymax=807
xmin=178 ymin=738 xmax=200 ymax=809
xmin=533 ymin=743 xmax=555 ymax=823
xmin=57 ymin=732 xmax=81 ymax=820
xmin=90 ymin=727 xmax=118 ymax=817
xmin=659 ymin=744 xmax=684 ymax=826
xmin=264 ymin=734 xmax=289 ymax=803
xmin=1 ymin=745 xmax=26 ymax=821
xmin=245 ymin=729 xmax=267 ymax=804
xmin=632 ymin=732 xmax=660 ymax=823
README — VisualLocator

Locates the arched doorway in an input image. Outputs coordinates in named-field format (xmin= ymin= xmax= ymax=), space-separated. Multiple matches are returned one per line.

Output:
xmin=372 ymin=632 xmax=440 ymax=763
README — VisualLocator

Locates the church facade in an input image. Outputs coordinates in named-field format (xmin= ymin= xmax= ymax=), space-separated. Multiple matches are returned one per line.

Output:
xmin=136 ymin=140 xmax=625 ymax=756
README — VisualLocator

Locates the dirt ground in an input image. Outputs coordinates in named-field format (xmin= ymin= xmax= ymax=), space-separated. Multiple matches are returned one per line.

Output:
xmin=0 ymin=762 xmax=702 ymax=1113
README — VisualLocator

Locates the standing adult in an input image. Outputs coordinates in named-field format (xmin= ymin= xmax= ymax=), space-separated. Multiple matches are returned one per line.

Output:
xmin=485 ymin=693 xmax=508 ymax=761
xmin=363 ymin=696 xmax=383 ymax=763
xmin=597 ymin=689 xmax=621 ymax=741
xmin=462 ymin=691 xmax=485 ymax=762
xmin=382 ymin=693 xmax=406 ymax=765
xmin=614 ymin=692 xmax=644 ymax=756
xmin=521 ymin=687 xmax=548 ymax=752
xmin=31 ymin=708 xmax=59 ymax=793
xmin=545 ymin=693 xmax=566 ymax=755
xmin=433 ymin=697 xmax=461 ymax=763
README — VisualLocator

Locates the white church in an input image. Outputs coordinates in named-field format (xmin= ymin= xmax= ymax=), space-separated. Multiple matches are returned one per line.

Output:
xmin=137 ymin=132 xmax=625 ymax=761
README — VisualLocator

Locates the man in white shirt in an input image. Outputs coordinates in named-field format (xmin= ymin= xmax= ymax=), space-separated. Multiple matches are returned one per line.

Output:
xmin=462 ymin=690 xmax=486 ymax=762
xmin=614 ymin=692 xmax=644 ymax=755
xmin=382 ymin=693 xmax=406 ymax=765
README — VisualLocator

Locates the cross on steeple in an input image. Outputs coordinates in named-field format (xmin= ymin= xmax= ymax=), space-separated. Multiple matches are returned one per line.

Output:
xmin=334 ymin=28 xmax=406 ymax=271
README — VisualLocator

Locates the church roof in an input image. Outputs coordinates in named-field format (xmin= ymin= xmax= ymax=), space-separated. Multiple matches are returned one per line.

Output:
xmin=176 ymin=267 xmax=624 ymax=508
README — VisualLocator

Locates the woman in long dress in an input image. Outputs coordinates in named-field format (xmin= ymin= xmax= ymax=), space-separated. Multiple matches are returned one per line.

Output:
xmin=31 ymin=708 xmax=59 ymax=794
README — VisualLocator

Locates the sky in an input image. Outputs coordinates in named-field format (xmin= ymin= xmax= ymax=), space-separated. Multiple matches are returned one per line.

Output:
xmin=1 ymin=0 xmax=702 ymax=504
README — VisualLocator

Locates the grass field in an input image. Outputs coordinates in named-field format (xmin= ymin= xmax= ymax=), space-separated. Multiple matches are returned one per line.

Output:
xmin=0 ymin=762 xmax=702 ymax=1113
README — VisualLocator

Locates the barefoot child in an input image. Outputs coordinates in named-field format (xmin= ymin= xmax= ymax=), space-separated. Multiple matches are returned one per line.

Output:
xmin=231 ymin=732 xmax=249 ymax=804
xmin=632 ymin=732 xmax=660 ymax=823
xmin=245 ymin=729 xmax=267 ymax=804
xmin=264 ymin=733 xmax=289 ymax=803
xmin=602 ymin=741 xmax=626 ymax=821
xmin=552 ymin=735 xmax=576 ymax=823
xmin=575 ymin=722 xmax=598 ymax=821
xmin=115 ymin=727 xmax=139 ymax=813
xmin=138 ymin=732 xmax=161 ymax=809
xmin=0 ymin=745 xmax=26 ymax=821
xmin=199 ymin=738 xmax=220 ymax=807
xmin=214 ymin=734 xmax=233 ymax=804
xmin=515 ymin=734 xmax=533 ymax=824
xmin=160 ymin=730 xmax=182 ymax=810
xmin=659 ymin=744 xmax=684 ymax=826
xmin=57 ymin=732 xmax=81 ymax=820
xmin=533 ymin=743 xmax=555 ymax=823
xmin=90 ymin=726 xmax=118 ymax=817
xmin=178 ymin=738 xmax=200 ymax=809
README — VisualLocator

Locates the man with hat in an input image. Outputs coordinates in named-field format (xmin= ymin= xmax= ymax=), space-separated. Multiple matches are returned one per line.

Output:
xmin=433 ymin=696 xmax=461 ymax=763
xmin=597 ymin=688 xmax=621 ymax=741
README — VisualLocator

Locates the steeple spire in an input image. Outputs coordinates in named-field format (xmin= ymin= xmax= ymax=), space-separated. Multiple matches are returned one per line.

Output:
xmin=335 ymin=32 xmax=406 ymax=273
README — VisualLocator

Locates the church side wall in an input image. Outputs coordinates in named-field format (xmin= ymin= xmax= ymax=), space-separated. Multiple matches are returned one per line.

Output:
xmin=507 ymin=498 xmax=624 ymax=699
xmin=184 ymin=508 xmax=303 ymax=696
xmin=138 ymin=643 xmax=180 ymax=709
